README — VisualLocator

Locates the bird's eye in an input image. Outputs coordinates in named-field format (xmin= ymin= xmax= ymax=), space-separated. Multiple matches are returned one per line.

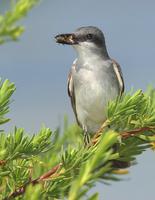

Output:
xmin=86 ymin=34 xmax=93 ymax=40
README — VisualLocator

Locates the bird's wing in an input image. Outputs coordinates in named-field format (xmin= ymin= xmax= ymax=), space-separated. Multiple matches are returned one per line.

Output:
xmin=67 ymin=59 xmax=81 ymax=126
xmin=111 ymin=59 xmax=125 ymax=95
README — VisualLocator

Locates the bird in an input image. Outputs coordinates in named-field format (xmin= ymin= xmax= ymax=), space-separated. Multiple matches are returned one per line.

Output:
xmin=55 ymin=26 xmax=124 ymax=145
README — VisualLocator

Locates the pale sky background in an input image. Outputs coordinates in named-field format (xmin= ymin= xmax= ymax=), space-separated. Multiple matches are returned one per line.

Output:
xmin=0 ymin=0 xmax=155 ymax=199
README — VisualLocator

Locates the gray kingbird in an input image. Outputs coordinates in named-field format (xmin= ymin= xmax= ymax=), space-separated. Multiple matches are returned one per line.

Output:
xmin=55 ymin=26 xmax=124 ymax=145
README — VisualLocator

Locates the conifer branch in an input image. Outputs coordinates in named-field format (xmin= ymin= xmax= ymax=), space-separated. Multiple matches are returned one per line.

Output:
xmin=4 ymin=163 xmax=62 ymax=200
xmin=0 ymin=0 xmax=40 ymax=44
xmin=121 ymin=126 xmax=155 ymax=138
xmin=0 ymin=77 xmax=155 ymax=199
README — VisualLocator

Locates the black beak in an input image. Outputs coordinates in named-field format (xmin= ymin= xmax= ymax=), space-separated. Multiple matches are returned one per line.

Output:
xmin=55 ymin=33 xmax=78 ymax=45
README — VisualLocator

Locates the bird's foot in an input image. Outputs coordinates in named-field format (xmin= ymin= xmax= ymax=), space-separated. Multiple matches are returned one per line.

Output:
xmin=92 ymin=132 xmax=102 ymax=145
xmin=92 ymin=120 xmax=109 ymax=145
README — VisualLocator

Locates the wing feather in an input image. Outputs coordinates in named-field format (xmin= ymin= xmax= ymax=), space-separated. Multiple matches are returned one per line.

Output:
xmin=67 ymin=60 xmax=81 ymax=126
xmin=111 ymin=59 xmax=125 ymax=95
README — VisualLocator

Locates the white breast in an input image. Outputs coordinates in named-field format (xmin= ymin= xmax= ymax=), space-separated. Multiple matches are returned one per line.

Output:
xmin=72 ymin=62 xmax=119 ymax=133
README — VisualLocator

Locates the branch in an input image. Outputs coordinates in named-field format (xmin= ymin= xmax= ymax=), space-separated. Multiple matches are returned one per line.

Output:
xmin=4 ymin=163 xmax=62 ymax=200
xmin=92 ymin=125 xmax=155 ymax=144
xmin=121 ymin=127 xmax=155 ymax=138
xmin=0 ymin=0 xmax=40 ymax=44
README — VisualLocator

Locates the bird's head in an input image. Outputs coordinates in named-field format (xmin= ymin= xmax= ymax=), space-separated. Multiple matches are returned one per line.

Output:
xmin=55 ymin=26 xmax=109 ymax=58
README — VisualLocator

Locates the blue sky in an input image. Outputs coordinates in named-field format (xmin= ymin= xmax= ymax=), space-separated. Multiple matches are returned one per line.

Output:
xmin=0 ymin=0 xmax=155 ymax=199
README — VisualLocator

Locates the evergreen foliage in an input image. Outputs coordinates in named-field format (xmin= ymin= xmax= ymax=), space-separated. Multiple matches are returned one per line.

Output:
xmin=0 ymin=0 xmax=39 ymax=44
xmin=0 ymin=78 xmax=155 ymax=200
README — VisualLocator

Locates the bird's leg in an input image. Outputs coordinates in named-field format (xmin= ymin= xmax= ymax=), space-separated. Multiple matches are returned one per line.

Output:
xmin=84 ymin=132 xmax=91 ymax=146
xmin=83 ymin=126 xmax=91 ymax=147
